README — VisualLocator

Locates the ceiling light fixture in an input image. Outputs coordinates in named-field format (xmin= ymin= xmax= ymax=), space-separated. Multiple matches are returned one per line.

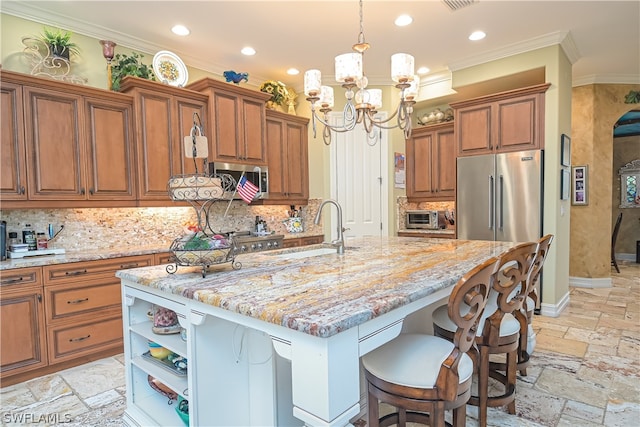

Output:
xmin=303 ymin=0 xmax=417 ymax=145
xmin=171 ymin=25 xmax=190 ymax=36
xmin=241 ymin=47 xmax=256 ymax=56
xmin=469 ymin=30 xmax=486 ymax=41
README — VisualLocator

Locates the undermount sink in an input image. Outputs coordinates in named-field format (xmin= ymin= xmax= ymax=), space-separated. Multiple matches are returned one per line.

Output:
xmin=273 ymin=247 xmax=338 ymax=260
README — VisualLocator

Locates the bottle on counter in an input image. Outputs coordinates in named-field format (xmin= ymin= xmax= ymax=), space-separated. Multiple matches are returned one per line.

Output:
xmin=37 ymin=232 xmax=48 ymax=250
xmin=23 ymin=224 xmax=36 ymax=251
xmin=8 ymin=232 xmax=20 ymax=246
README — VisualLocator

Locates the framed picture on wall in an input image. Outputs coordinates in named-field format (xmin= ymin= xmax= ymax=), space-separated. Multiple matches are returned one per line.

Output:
xmin=561 ymin=134 xmax=571 ymax=167
xmin=572 ymin=165 xmax=588 ymax=205
xmin=561 ymin=169 xmax=570 ymax=200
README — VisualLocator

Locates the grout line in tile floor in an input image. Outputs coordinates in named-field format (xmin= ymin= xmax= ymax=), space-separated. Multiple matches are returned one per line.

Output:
xmin=1 ymin=261 xmax=638 ymax=427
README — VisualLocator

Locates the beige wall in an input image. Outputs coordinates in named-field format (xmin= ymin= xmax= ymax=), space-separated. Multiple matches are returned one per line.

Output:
xmin=571 ymin=84 xmax=640 ymax=277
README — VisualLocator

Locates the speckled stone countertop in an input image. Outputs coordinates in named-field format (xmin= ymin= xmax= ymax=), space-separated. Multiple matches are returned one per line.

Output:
xmin=0 ymin=245 xmax=170 ymax=270
xmin=116 ymin=236 xmax=515 ymax=338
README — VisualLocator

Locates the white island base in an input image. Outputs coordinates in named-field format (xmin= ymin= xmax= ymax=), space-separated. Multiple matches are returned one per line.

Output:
xmin=121 ymin=281 xmax=451 ymax=427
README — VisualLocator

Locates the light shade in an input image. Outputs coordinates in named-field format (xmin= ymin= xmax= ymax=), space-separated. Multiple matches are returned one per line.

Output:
xmin=304 ymin=69 xmax=322 ymax=97
xmin=335 ymin=53 xmax=363 ymax=83
xmin=354 ymin=88 xmax=382 ymax=109
xmin=319 ymin=86 xmax=335 ymax=108
xmin=391 ymin=53 xmax=415 ymax=83
xmin=405 ymin=75 xmax=420 ymax=99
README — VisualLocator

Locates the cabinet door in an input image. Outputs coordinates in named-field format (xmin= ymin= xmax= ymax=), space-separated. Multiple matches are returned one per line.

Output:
xmin=176 ymin=95 xmax=208 ymax=175
xmin=406 ymin=128 xmax=435 ymax=198
xmin=240 ymin=96 xmax=267 ymax=164
xmin=495 ymin=92 xmax=543 ymax=152
xmin=434 ymin=126 xmax=456 ymax=199
xmin=0 ymin=82 xmax=27 ymax=200
xmin=265 ymin=112 xmax=309 ymax=203
xmin=84 ymin=96 xmax=136 ymax=200
xmin=23 ymin=86 xmax=86 ymax=200
xmin=455 ymin=104 xmax=492 ymax=157
xmin=134 ymin=90 xmax=176 ymax=200
xmin=211 ymin=90 xmax=242 ymax=162
xmin=1 ymin=268 xmax=47 ymax=379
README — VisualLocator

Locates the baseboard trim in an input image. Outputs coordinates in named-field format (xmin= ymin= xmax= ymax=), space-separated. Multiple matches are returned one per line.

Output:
xmin=540 ymin=291 xmax=570 ymax=317
xmin=616 ymin=253 xmax=636 ymax=261
xmin=569 ymin=276 xmax=613 ymax=288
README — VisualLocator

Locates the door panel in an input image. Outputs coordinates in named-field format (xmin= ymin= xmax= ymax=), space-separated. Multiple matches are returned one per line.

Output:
xmin=456 ymin=154 xmax=495 ymax=241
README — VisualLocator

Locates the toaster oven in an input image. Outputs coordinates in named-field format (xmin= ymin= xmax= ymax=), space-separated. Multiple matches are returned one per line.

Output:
xmin=405 ymin=210 xmax=446 ymax=230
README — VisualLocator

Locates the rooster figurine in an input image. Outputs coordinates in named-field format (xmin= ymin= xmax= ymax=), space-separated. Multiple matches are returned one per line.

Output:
xmin=223 ymin=70 xmax=249 ymax=84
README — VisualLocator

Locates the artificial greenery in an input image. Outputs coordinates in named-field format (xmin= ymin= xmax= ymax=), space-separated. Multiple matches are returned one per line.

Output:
xmin=40 ymin=27 xmax=80 ymax=58
xmin=259 ymin=80 xmax=289 ymax=106
xmin=624 ymin=90 xmax=640 ymax=104
xmin=110 ymin=52 xmax=156 ymax=91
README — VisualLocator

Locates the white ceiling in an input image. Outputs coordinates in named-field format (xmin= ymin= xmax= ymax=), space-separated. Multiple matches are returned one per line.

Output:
xmin=3 ymin=0 xmax=639 ymax=97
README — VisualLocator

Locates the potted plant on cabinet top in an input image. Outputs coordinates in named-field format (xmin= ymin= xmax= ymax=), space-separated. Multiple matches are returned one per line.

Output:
xmin=110 ymin=51 xmax=156 ymax=91
xmin=40 ymin=27 xmax=80 ymax=60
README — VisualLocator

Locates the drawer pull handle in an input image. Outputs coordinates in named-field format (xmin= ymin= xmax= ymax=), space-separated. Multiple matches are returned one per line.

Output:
xmin=3 ymin=277 xmax=24 ymax=284
xmin=67 ymin=298 xmax=89 ymax=304
xmin=120 ymin=263 xmax=140 ymax=269
xmin=65 ymin=269 xmax=88 ymax=276
xmin=69 ymin=335 xmax=91 ymax=343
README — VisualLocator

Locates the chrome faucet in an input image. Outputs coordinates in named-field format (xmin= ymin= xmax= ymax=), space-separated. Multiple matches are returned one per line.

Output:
xmin=314 ymin=199 xmax=345 ymax=255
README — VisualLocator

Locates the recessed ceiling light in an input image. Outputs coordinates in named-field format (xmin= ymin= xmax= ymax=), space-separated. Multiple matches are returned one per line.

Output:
xmin=171 ymin=25 xmax=190 ymax=36
xmin=395 ymin=14 xmax=413 ymax=27
xmin=241 ymin=47 xmax=256 ymax=56
xmin=469 ymin=31 xmax=486 ymax=41
xmin=417 ymin=66 xmax=430 ymax=75
xmin=287 ymin=68 xmax=300 ymax=75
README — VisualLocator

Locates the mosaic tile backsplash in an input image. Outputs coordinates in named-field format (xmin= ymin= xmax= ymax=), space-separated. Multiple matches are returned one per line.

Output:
xmin=0 ymin=200 xmax=322 ymax=252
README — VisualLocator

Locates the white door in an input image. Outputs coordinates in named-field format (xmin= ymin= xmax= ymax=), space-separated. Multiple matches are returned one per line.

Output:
xmin=329 ymin=113 xmax=388 ymax=243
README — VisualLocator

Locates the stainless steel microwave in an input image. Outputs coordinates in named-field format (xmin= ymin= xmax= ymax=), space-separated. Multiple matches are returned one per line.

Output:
xmin=405 ymin=210 xmax=446 ymax=230
xmin=210 ymin=163 xmax=268 ymax=200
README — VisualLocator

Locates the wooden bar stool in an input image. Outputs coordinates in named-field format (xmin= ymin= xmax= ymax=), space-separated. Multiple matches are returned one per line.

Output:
xmin=362 ymin=256 xmax=499 ymax=427
xmin=513 ymin=234 xmax=554 ymax=376
xmin=432 ymin=241 xmax=538 ymax=427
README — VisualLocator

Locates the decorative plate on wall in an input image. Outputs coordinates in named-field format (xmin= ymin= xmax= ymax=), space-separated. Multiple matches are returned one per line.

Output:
xmin=153 ymin=50 xmax=188 ymax=87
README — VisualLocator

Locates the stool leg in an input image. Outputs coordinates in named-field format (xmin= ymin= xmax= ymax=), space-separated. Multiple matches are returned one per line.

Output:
xmin=368 ymin=386 xmax=379 ymax=427
xmin=478 ymin=345 xmax=489 ymax=427
xmin=453 ymin=404 xmax=466 ymax=427
xmin=507 ymin=350 xmax=517 ymax=415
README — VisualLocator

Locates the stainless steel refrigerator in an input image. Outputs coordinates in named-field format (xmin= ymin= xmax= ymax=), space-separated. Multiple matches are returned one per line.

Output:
xmin=457 ymin=149 xmax=543 ymax=242
xmin=457 ymin=150 xmax=544 ymax=306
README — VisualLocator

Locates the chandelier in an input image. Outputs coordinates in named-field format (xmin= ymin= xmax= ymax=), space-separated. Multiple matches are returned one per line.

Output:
xmin=304 ymin=0 xmax=419 ymax=145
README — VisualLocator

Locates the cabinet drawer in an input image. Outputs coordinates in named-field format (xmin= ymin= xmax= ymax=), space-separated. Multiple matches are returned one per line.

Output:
xmin=46 ymin=281 xmax=121 ymax=322
xmin=44 ymin=255 xmax=153 ymax=284
xmin=1 ymin=267 xmax=42 ymax=288
xmin=154 ymin=252 xmax=173 ymax=265
xmin=48 ymin=315 xmax=123 ymax=364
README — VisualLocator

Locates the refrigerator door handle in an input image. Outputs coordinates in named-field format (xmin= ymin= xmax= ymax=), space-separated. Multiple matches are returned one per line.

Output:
xmin=498 ymin=175 xmax=504 ymax=230
xmin=489 ymin=175 xmax=494 ymax=230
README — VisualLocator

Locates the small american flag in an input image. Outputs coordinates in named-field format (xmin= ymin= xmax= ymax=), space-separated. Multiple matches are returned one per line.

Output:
xmin=237 ymin=175 xmax=259 ymax=203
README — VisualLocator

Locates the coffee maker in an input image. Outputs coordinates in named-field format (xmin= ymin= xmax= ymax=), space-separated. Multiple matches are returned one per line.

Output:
xmin=0 ymin=220 xmax=6 ymax=261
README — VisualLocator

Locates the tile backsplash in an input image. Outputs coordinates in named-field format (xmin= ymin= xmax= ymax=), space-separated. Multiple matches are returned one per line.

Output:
xmin=0 ymin=200 xmax=322 ymax=252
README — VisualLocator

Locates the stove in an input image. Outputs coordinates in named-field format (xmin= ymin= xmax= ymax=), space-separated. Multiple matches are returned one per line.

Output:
xmin=230 ymin=231 xmax=284 ymax=254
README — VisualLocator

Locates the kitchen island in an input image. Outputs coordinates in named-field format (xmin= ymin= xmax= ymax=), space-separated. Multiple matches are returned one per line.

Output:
xmin=117 ymin=236 xmax=515 ymax=427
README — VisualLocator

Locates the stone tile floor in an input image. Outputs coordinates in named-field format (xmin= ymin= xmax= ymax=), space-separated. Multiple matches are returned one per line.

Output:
xmin=1 ymin=261 xmax=638 ymax=426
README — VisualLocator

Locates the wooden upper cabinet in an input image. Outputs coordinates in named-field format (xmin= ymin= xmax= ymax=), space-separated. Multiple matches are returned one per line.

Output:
xmin=84 ymin=96 xmax=136 ymax=201
xmin=406 ymin=122 xmax=455 ymax=201
xmin=451 ymin=83 xmax=550 ymax=157
xmin=265 ymin=110 xmax=309 ymax=204
xmin=1 ymin=81 xmax=27 ymax=200
xmin=120 ymin=77 xmax=208 ymax=201
xmin=23 ymin=86 xmax=85 ymax=200
xmin=187 ymin=78 xmax=271 ymax=165
xmin=1 ymin=70 xmax=136 ymax=208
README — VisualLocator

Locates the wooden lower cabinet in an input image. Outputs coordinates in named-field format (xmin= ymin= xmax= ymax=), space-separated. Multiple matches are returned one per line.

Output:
xmin=0 ymin=268 xmax=47 ymax=382
xmin=0 ymin=253 xmax=161 ymax=385
xmin=282 ymin=235 xmax=324 ymax=248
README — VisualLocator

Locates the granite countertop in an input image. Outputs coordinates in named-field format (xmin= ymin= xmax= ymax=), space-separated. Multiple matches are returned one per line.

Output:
xmin=116 ymin=236 xmax=514 ymax=338
xmin=0 ymin=245 xmax=170 ymax=270
xmin=0 ymin=234 xmax=324 ymax=271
